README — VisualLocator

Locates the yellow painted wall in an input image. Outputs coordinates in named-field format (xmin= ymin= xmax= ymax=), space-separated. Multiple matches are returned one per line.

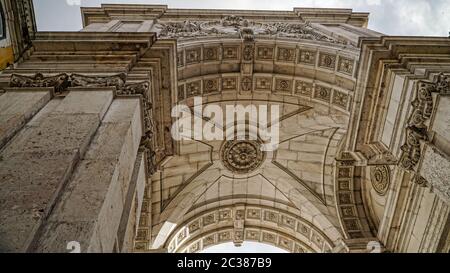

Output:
xmin=0 ymin=46 xmax=14 ymax=70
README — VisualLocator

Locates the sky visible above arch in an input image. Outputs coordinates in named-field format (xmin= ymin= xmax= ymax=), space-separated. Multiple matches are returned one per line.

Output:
xmin=34 ymin=0 xmax=449 ymax=36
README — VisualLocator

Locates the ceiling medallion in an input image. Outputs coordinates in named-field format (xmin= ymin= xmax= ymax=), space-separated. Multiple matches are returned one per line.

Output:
xmin=370 ymin=165 xmax=391 ymax=196
xmin=221 ymin=140 xmax=266 ymax=174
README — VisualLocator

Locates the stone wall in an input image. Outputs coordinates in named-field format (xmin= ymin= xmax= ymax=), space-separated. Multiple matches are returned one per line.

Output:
xmin=0 ymin=89 xmax=144 ymax=253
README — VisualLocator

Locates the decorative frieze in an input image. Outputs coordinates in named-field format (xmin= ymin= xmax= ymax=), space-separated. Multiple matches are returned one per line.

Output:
xmin=70 ymin=73 xmax=127 ymax=89
xmin=155 ymin=17 xmax=346 ymax=46
xmin=166 ymin=205 xmax=331 ymax=253
xmin=10 ymin=73 xmax=70 ymax=93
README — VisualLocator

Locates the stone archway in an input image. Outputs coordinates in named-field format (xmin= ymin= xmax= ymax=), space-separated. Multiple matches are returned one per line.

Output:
xmin=140 ymin=15 xmax=364 ymax=252
xmin=165 ymin=204 xmax=335 ymax=253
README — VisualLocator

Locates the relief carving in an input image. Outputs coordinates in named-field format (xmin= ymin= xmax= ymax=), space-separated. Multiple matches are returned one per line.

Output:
xmin=154 ymin=17 xmax=346 ymax=45
xmin=221 ymin=140 xmax=266 ymax=174
xmin=399 ymin=73 xmax=449 ymax=172
xmin=10 ymin=73 xmax=70 ymax=93
xmin=399 ymin=73 xmax=449 ymax=198
xmin=70 ymin=73 xmax=127 ymax=89
xmin=370 ymin=165 xmax=391 ymax=196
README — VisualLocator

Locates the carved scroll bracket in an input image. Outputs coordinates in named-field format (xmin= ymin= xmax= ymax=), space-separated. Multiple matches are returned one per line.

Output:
xmin=399 ymin=73 xmax=449 ymax=188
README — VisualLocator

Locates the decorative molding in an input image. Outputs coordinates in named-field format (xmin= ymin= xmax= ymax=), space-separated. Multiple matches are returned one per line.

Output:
xmin=165 ymin=205 xmax=334 ymax=253
xmin=370 ymin=165 xmax=391 ymax=196
xmin=70 ymin=73 xmax=127 ymax=89
xmin=399 ymin=73 xmax=449 ymax=187
xmin=155 ymin=17 xmax=347 ymax=45
xmin=335 ymin=152 xmax=372 ymax=239
xmin=9 ymin=73 xmax=157 ymax=176
xmin=10 ymin=73 xmax=70 ymax=93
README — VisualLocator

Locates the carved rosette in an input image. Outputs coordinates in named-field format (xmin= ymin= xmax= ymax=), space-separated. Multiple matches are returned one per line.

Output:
xmin=370 ymin=165 xmax=391 ymax=196
xmin=221 ymin=140 xmax=266 ymax=174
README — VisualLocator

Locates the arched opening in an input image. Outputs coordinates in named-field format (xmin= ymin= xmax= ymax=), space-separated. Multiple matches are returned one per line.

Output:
xmin=201 ymin=242 xmax=288 ymax=253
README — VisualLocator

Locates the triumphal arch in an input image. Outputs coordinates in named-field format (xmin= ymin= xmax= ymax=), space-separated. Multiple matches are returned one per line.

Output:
xmin=0 ymin=3 xmax=449 ymax=253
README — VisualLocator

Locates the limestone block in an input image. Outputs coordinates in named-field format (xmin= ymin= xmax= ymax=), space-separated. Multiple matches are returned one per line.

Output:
xmin=26 ymin=98 xmax=63 ymax=127
xmin=2 ymin=114 xmax=101 ymax=158
xmin=420 ymin=145 xmax=450 ymax=205
xmin=0 ymin=91 xmax=51 ymax=149
xmin=0 ymin=91 xmax=114 ymax=252
xmin=53 ymin=90 xmax=113 ymax=119
xmin=33 ymin=98 xmax=142 ymax=253
xmin=0 ymin=150 xmax=79 ymax=252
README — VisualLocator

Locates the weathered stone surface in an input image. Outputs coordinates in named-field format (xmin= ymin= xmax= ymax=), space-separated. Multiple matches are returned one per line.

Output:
xmin=421 ymin=145 xmax=450 ymax=205
xmin=0 ymin=91 xmax=113 ymax=252
xmin=433 ymin=96 xmax=450 ymax=141
xmin=34 ymin=98 xmax=142 ymax=253
xmin=0 ymin=91 xmax=51 ymax=149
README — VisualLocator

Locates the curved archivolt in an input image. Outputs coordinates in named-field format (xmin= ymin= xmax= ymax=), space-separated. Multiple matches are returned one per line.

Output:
xmin=165 ymin=205 xmax=335 ymax=253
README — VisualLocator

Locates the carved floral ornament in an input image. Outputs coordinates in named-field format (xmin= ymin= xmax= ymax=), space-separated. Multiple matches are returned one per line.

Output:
xmin=9 ymin=72 xmax=157 ymax=175
xmin=154 ymin=15 xmax=347 ymax=45
xmin=221 ymin=140 xmax=266 ymax=174
xmin=370 ymin=165 xmax=391 ymax=196
xmin=399 ymin=73 xmax=449 ymax=186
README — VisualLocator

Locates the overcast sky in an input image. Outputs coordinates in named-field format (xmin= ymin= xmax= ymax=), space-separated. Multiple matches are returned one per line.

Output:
xmin=34 ymin=0 xmax=450 ymax=36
